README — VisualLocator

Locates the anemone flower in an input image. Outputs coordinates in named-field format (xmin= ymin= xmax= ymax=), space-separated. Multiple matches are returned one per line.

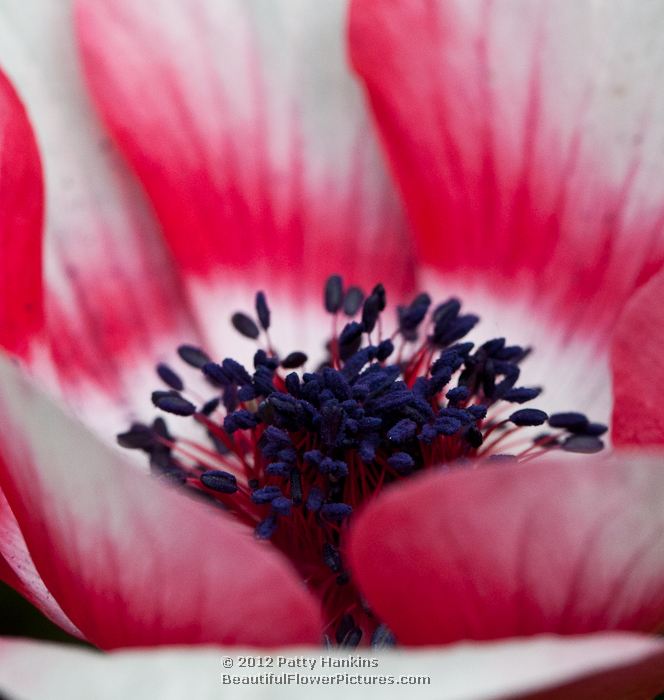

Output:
xmin=1 ymin=0 xmax=664 ymax=698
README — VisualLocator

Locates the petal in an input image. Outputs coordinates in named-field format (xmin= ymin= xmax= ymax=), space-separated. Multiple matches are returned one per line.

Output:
xmin=348 ymin=455 xmax=664 ymax=645
xmin=350 ymin=0 xmax=664 ymax=344
xmin=0 ymin=3 xmax=201 ymax=411
xmin=0 ymin=69 xmax=43 ymax=360
xmin=75 ymin=0 xmax=416 ymax=357
xmin=0 ymin=354 xmax=320 ymax=648
xmin=611 ymin=267 xmax=664 ymax=446
xmin=0 ymin=487 xmax=82 ymax=640
xmin=1 ymin=635 xmax=664 ymax=700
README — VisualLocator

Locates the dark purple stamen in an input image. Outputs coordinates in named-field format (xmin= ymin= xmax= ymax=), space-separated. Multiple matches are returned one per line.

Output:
xmin=121 ymin=273 xmax=606 ymax=648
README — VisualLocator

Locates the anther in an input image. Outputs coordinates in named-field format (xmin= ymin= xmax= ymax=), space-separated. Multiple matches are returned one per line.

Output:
xmin=200 ymin=470 xmax=238 ymax=494
xmin=231 ymin=312 xmax=260 ymax=339
xmin=509 ymin=408 xmax=548 ymax=426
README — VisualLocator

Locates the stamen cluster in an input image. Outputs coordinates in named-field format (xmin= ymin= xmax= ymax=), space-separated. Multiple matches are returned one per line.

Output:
xmin=118 ymin=275 xmax=606 ymax=646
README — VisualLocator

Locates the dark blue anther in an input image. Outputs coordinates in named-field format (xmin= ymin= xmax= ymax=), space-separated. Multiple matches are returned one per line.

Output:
xmin=221 ymin=385 xmax=238 ymax=413
xmin=548 ymin=412 xmax=589 ymax=431
xmin=237 ymin=385 xmax=256 ymax=402
xmin=428 ymin=366 xmax=453 ymax=396
xmin=375 ymin=338 xmax=394 ymax=361
xmin=202 ymin=362 xmax=230 ymax=386
xmin=251 ymin=485 xmax=283 ymax=504
xmin=562 ymin=435 xmax=604 ymax=453
xmin=231 ymin=312 xmax=260 ymax=339
xmin=399 ymin=293 xmax=432 ymax=333
xmin=320 ymin=503 xmax=353 ymax=522
xmin=262 ymin=426 xmax=291 ymax=447
xmin=361 ymin=293 xmax=381 ymax=333
xmin=464 ymin=426 xmax=483 ymax=448
xmin=253 ymin=365 xmax=275 ymax=396
xmin=371 ymin=625 xmax=396 ymax=648
xmin=281 ymin=351 xmax=308 ymax=369
xmin=359 ymin=416 xmax=382 ymax=431
xmin=156 ymin=363 xmax=184 ymax=391
xmin=117 ymin=423 xmax=154 ymax=449
xmin=306 ymin=487 xmax=324 ymax=511
xmin=372 ymin=390 xmax=413 ymax=412
xmin=341 ymin=347 xmax=374 ymax=381
xmin=152 ymin=392 xmax=197 ymax=417
xmin=323 ymin=543 xmax=342 ymax=572
xmin=278 ymin=447 xmax=298 ymax=463
xmin=253 ymin=349 xmax=279 ymax=370
xmin=496 ymin=345 xmax=530 ymax=362
xmin=255 ymin=515 xmax=278 ymax=539
xmin=371 ymin=283 xmax=387 ymax=311
xmin=319 ymin=457 xmax=349 ymax=478
xmin=435 ymin=314 xmax=480 ymax=347
xmin=580 ymin=422 xmax=608 ymax=437
xmin=343 ymin=286 xmax=364 ymax=316
xmin=467 ymin=405 xmax=488 ymax=420
xmin=324 ymin=274 xmax=344 ymax=313
xmin=223 ymin=409 xmax=258 ymax=433
xmin=446 ymin=386 xmax=470 ymax=404
xmin=200 ymin=470 xmax=238 ymax=494
xmin=201 ymin=397 xmax=220 ymax=416
xmin=285 ymin=372 xmax=301 ymax=397
xmin=502 ymin=387 xmax=542 ymax=403
xmin=341 ymin=627 xmax=362 ymax=648
xmin=323 ymin=368 xmax=352 ymax=400
xmin=432 ymin=298 xmax=461 ymax=325
xmin=510 ymin=408 xmax=549 ymax=426
xmin=339 ymin=321 xmax=363 ymax=348
xmin=255 ymin=291 xmax=270 ymax=330
xmin=177 ymin=344 xmax=211 ymax=369
xmin=435 ymin=416 xmax=462 ymax=436
xmin=419 ymin=424 xmax=437 ymax=444
xmin=271 ymin=496 xmax=293 ymax=516
xmin=266 ymin=462 xmax=292 ymax=477
xmin=387 ymin=418 xmax=418 ymax=444
xmin=222 ymin=358 xmax=253 ymax=385
xmin=387 ymin=452 xmax=415 ymax=473
xmin=303 ymin=449 xmax=323 ymax=467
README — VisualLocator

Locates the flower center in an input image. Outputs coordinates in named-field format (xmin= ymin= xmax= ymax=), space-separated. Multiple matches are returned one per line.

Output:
xmin=118 ymin=276 xmax=606 ymax=647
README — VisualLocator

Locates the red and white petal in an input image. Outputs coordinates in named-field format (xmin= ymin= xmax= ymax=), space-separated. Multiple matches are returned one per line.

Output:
xmin=0 ymin=488 xmax=82 ymax=640
xmin=612 ymin=267 xmax=664 ymax=447
xmin=1 ymin=635 xmax=664 ymax=700
xmin=0 ymin=355 xmax=321 ymax=649
xmin=348 ymin=455 xmax=664 ymax=646
xmin=75 ymin=0 xmax=416 ymax=363
xmin=350 ymin=0 xmax=664 ymax=419
xmin=0 ymin=3 xmax=201 ymax=424
xmin=0 ymin=70 xmax=43 ymax=361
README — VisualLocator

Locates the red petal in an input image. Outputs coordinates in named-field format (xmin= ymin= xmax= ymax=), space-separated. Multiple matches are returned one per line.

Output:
xmin=612 ymin=268 xmax=664 ymax=446
xmin=0 ymin=5 xmax=201 ymax=404
xmin=0 ymin=488 xmax=82 ymax=639
xmin=74 ymin=0 xmax=416 ymax=332
xmin=0 ymin=70 xmax=43 ymax=360
xmin=1 ymin=634 xmax=664 ymax=699
xmin=0 ymin=356 xmax=321 ymax=648
xmin=348 ymin=456 xmax=664 ymax=645
xmin=350 ymin=0 xmax=664 ymax=342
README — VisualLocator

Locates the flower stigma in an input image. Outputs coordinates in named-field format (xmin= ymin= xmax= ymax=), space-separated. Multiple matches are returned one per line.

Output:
xmin=118 ymin=275 xmax=606 ymax=647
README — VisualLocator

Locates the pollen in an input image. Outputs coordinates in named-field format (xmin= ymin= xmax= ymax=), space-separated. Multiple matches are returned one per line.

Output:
xmin=117 ymin=276 xmax=606 ymax=647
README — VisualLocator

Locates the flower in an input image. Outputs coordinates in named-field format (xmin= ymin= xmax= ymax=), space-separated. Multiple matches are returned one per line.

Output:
xmin=0 ymin=0 xmax=664 ymax=698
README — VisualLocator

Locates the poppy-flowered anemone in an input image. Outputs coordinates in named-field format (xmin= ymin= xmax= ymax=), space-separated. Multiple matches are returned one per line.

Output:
xmin=0 ymin=0 xmax=664 ymax=697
